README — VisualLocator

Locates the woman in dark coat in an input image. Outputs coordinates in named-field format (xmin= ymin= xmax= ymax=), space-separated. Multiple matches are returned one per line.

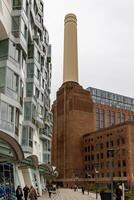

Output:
xmin=16 ymin=185 xmax=23 ymax=200
xmin=116 ymin=185 xmax=122 ymax=200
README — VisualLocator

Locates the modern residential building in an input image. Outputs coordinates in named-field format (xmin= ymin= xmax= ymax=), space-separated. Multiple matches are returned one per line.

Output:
xmin=0 ymin=0 xmax=52 ymax=198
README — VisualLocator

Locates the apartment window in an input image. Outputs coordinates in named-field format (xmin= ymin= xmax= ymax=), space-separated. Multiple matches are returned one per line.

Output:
xmin=96 ymin=108 xmax=99 ymax=130
xmin=22 ymin=126 xmax=28 ymax=146
xmin=118 ymin=160 xmax=121 ymax=167
xmin=97 ymin=153 xmax=99 ymax=160
xmin=26 ymin=83 xmax=33 ymax=97
xmin=123 ymin=172 xmax=127 ymax=177
xmin=24 ymin=25 xmax=27 ymax=39
xmin=91 ymin=155 xmax=94 ymax=160
xmin=118 ymin=171 xmax=121 ymax=177
xmin=85 ymin=147 xmax=87 ymax=152
xmin=37 ymin=51 xmax=40 ymax=63
xmin=100 ymin=143 xmax=103 ymax=149
xmin=28 ymin=44 xmax=34 ymax=58
xmin=7 ymin=68 xmax=18 ymax=92
xmin=111 ymin=112 xmax=115 ymax=125
xmin=15 ymin=108 xmax=19 ymax=127
xmin=110 ymin=141 xmax=114 ymax=147
xmin=9 ymin=40 xmax=21 ymax=63
xmin=107 ymin=161 xmax=110 ymax=169
xmin=35 ymin=88 xmax=39 ymax=98
xmin=117 ymin=138 xmax=120 ymax=146
xmin=121 ymin=113 xmax=125 ymax=123
xmin=88 ymin=155 xmax=90 ymax=161
xmin=22 ymin=126 xmax=33 ymax=147
xmin=12 ymin=16 xmax=20 ymax=37
xmin=0 ymin=68 xmax=5 ymax=88
xmin=1 ymin=102 xmax=8 ymax=121
xmin=107 ymin=111 xmax=111 ymax=127
xmin=12 ymin=0 xmax=22 ymax=9
xmin=37 ymin=69 xmax=40 ymax=80
xmin=0 ymin=39 xmax=8 ymax=60
xmin=8 ymin=105 xmax=14 ymax=122
xmin=100 ymin=109 xmax=105 ymax=128
xmin=42 ymin=79 xmax=45 ymax=88
xmin=29 ymin=127 xmax=33 ymax=147
xmin=26 ymin=1 xmax=29 ymax=16
xmin=101 ymin=153 xmax=103 ymax=159
xmin=27 ymin=63 xmax=34 ymax=78
xmin=117 ymin=112 xmax=121 ymax=124
xmin=24 ymin=102 xmax=31 ymax=120
xmin=91 ymin=145 xmax=94 ymax=151
xmin=122 ymin=160 xmax=126 ymax=167
xmin=85 ymin=156 xmax=87 ymax=161
xmin=1 ymin=102 xmax=14 ymax=125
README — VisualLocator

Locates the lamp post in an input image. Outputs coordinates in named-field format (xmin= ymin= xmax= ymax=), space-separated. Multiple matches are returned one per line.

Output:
xmin=107 ymin=149 xmax=114 ymax=200
xmin=94 ymin=163 xmax=99 ymax=199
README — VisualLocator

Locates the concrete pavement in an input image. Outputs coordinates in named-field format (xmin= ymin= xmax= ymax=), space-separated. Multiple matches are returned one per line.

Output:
xmin=38 ymin=188 xmax=101 ymax=200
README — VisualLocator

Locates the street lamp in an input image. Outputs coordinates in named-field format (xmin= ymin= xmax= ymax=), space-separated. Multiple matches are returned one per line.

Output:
xmin=94 ymin=163 xmax=99 ymax=199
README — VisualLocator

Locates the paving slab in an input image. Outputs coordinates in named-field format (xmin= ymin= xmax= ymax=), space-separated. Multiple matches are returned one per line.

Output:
xmin=38 ymin=189 xmax=101 ymax=200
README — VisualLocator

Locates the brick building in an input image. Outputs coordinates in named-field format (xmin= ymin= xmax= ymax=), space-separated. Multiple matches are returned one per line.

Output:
xmin=51 ymin=13 xmax=134 ymax=187
xmin=83 ymin=121 xmax=134 ymax=185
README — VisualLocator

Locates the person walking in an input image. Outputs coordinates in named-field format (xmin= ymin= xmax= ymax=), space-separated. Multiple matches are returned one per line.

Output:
xmin=29 ymin=186 xmax=37 ymax=200
xmin=74 ymin=184 xmax=77 ymax=192
xmin=16 ymin=185 xmax=23 ymax=200
xmin=23 ymin=185 xmax=29 ymax=200
xmin=116 ymin=185 xmax=122 ymax=200
xmin=48 ymin=185 xmax=52 ymax=198
xmin=81 ymin=186 xmax=85 ymax=195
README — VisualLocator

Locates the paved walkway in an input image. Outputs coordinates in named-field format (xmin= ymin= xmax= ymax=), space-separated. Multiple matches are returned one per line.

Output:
xmin=38 ymin=189 xmax=101 ymax=200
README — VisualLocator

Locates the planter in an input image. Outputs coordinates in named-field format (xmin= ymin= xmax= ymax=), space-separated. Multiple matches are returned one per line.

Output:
xmin=100 ymin=192 xmax=112 ymax=200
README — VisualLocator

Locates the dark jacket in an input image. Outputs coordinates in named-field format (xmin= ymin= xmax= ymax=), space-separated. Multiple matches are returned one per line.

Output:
xmin=16 ymin=188 xmax=23 ymax=200
xmin=23 ymin=186 xmax=29 ymax=196
xmin=116 ymin=187 xmax=122 ymax=200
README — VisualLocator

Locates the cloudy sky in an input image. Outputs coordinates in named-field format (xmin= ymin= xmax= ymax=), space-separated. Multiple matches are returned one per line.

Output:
xmin=44 ymin=0 xmax=134 ymax=102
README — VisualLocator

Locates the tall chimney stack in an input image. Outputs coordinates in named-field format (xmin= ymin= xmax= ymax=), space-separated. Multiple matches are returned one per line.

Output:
xmin=63 ymin=13 xmax=78 ymax=83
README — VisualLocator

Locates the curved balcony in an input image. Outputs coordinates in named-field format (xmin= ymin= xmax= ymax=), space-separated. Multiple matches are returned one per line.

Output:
xmin=0 ymin=1 xmax=11 ymax=40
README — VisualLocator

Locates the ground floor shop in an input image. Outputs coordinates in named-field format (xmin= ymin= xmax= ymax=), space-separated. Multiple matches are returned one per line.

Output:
xmin=0 ymin=130 xmax=52 ymax=199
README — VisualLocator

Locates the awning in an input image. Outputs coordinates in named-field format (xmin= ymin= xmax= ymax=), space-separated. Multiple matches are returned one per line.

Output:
xmin=0 ymin=130 xmax=24 ymax=162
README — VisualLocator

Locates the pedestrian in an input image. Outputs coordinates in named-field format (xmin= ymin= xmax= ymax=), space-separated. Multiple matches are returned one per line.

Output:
xmin=116 ymin=185 xmax=122 ymax=200
xmin=81 ymin=186 xmax=85 ymax=195
xmin=29 ymin=185 xmax=37 ymax=200
xmin=23 ymin=185 xmax=29 ymax=200
xmin=16 ymin=185 xmax=23 ymax=200
xmin=48 ymin=185 xmax=52 ymax=198
xmin=74 ymin=184 xmax=77 ymax=192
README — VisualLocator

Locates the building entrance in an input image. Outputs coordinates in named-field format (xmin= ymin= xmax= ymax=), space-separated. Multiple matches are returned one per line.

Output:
xmin=0 ymin=163 xmax=15 ymax=200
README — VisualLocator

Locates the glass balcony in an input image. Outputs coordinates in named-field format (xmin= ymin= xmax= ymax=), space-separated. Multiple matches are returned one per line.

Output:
xmin=0 ymin=119 xmax=14 ymax=133
xmin=12 ymin=0 xmax=22 ymax=10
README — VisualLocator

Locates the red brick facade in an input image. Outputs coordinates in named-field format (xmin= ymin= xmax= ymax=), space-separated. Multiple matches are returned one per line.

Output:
xmin=52 ymin=82 xmax=134 ymax=186
xmin=52 ymin=81 xmax=94 ymax=182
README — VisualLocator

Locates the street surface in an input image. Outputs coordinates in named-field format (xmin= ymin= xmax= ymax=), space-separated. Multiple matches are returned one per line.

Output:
xmin=39 ymin=188 xmax=101 ymax=200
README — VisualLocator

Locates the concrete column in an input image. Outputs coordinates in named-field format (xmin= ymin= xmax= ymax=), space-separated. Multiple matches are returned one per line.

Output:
xmin=63 ymin=13 xmax=78 ymax=83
